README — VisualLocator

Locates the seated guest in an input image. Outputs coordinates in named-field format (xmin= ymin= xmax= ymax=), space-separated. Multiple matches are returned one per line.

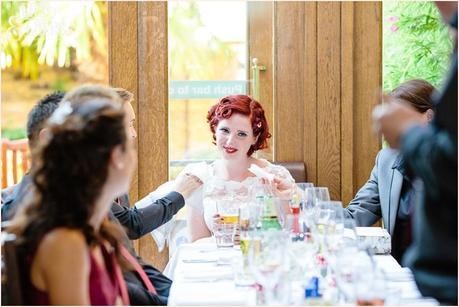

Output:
xmin=2 ymin=92 xmax=65 ymax=220
xmin=345 ymin=79 xmax=435 ymax=263
xmin=8 ymin=97 xmax=133 ymax=305
xmin=178 ymin=95 xmax=295 ymax=242
xmin=63 ymin=86 xmax=203 ymax=239
xmin=2 ymin=86 xmax=201 ymax=305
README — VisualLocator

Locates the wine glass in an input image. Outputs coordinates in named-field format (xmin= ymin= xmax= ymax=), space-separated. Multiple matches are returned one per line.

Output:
xmin=284 ymin=214 xmax=319 ymax=279
xmin=334 ymin=247 xmax=374 ymax=304
xmin=295 ymin=182 xmax=314 ymax=202
xmin=248 ymin=230 xmax=288 ymax=304
xmin=300 ymin=187 xmax=330 ymax=228
xmin=319 ymin=201 xmax=344 ymax=251
xmin=341 ymin=217 xmax=358 ymax=249
xmin=314 ymin=187 xmax=330 ymax=201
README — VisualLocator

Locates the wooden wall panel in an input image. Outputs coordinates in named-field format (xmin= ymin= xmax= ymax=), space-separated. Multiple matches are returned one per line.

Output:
xmin=303 ymin=2 xmax=318 ymax=184
xmin=340 ymin=2 xmax=354 ymax=204
xmin=273 ymin=2 xmax=381 ymax=203
xmin=353 ymin=2 xmax=382 ymax=192
xmin=274 ymin=2 xmax=305 ymax=162
xmin=317 ymin=2 xmax=341 ymax=200
xmin=137 ymin=2 xmax=169 ymax=270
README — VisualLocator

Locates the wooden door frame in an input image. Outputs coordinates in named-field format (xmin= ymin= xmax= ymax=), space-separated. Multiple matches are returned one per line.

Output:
xmin=109 ymin=2 xmax=169 ymax=269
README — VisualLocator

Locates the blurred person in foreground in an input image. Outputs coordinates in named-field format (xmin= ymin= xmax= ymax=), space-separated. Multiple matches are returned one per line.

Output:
xmin=2 ymin=85 xmax=202 ymax=305
xmin=373 ymin=3 xmax=457 ymax=304
xmin=345 ymin=79 xmax=435 ymax=264
xmin=8 ymin=97 xmax=133 ymax=305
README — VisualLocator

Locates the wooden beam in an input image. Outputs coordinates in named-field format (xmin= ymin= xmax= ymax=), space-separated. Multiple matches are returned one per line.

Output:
xmin=137 ymin=1 xmax=169 ymax=270
xmin=108 ymin=1 xmax=139 ymax=251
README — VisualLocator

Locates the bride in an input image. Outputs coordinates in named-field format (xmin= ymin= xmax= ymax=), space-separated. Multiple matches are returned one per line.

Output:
xmin=181 ymin=95 xmax=295 ymax=242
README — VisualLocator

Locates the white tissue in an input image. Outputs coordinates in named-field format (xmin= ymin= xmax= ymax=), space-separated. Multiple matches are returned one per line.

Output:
xmin=182 ymin=161 xmax=211 ymax=183
xmin=248 ymin=164 xmax=275 ymax=181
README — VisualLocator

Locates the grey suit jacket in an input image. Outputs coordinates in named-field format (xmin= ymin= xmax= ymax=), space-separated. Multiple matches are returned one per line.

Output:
xmin=344 ymin=148 xmax=405 ymax=236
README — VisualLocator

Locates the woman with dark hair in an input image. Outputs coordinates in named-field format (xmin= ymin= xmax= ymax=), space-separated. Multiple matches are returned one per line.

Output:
xmin=180 ymin=95 xmax=295 ymax=242
xmin=8 ymin=97 xmax=136 ymax=305
xmin=345 ymin=79 xmax=435 ymax=263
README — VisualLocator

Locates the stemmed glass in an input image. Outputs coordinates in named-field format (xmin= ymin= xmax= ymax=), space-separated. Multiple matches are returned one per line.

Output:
xmin=299 ymin=187 xmax=330 ymax=232
xmin=341 ymin=217 xmax=358 ymax=249
xmin=248 ymin=230 xmax=288 ymax=305
xmin=317 ymin=201 xmax=344 ymax=253
xmin=295 ymin=182 xmax=314 ymax=202
xmin=284 ymin=214 xmax=319 ymax=280
xmin=333 ymin=247 xmax=375 ymax=304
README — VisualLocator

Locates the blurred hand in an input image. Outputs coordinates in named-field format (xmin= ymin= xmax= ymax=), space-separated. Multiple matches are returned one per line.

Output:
xmin=260 ymin=176 xmax=294 ymax=200
xmin=372 ymin=96 xmax=425 ymax=148
xmin=174 ymin=172 xmax=203 ymax=199
xmin=274 ymin=177 xmax=294 ymax=200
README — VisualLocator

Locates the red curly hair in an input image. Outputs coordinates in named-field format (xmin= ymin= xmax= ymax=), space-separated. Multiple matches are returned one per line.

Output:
xmin=207 ymin=95 xmax=271 ymax=156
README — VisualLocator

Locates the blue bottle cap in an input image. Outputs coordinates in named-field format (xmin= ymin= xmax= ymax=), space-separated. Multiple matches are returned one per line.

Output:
xmin=304 ymin=276 xmax=320 ymax=298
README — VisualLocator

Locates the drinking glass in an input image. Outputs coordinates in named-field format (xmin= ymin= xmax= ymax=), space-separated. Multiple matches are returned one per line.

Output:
xmin=213 ymin=223 xmax=236 ymax=247
xmin=284 ymin=214 xmax=319 ymax=278
xmin=314 ymin=201 xmax=344 ymax=252
xmin=214 ymin=199 xmax=239 ymax=247
xmin=342 ymin=217 xmax=358 ymax=249
xmin=248 ymin=230 xmax=288 ymax=304
xmin=296 ymin=182 xmax=315 ymax=190
xmin=313 ymin=187 xmax=331 ymax=203
xmin=300 ymin=187 xmax=330 ymax=223
xmin=295 ymin=182 xmax=314 ymax=201
xmin=334 ymin=247 xmax=374 ymax=304
xmin=356 ymin=267 xmax=388 ymax=305
xmin=217 ymin=199 xmax=239 ymax=224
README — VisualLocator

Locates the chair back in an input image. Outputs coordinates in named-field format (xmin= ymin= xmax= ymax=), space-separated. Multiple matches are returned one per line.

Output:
xmin=1 ymin=139 xmax=29 ymax=188
xmin=1 ymin=230 xmax=24 ymax=305
xmin=273 ymin=161 xmax=307 ymax=182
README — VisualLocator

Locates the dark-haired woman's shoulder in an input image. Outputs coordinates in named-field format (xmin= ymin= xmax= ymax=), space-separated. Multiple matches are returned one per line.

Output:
xmin=36 ymin=228 xmax=89 ymax=270
xmin=32 ymin=228 xmax=90 ymax=304
xmin=35 ymin=228 xmax=89 ymax=274
xmin=41 ymin=228 xmax=87 ymax=248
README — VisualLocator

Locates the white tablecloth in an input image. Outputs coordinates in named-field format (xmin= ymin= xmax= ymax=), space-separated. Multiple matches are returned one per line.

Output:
xmin=167 ymin=239 xmax=438 ymax=305
xmin=168 ymin=239 xmax=256 ymax=305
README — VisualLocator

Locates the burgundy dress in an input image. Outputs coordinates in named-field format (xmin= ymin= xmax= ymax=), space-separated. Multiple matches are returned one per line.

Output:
xmin=25 ymin=244 xmax=129 ymax=305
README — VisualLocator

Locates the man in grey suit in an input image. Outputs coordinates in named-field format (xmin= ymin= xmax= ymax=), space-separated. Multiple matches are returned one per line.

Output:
xmin=345 ymin=79 xmax=434 ymax=263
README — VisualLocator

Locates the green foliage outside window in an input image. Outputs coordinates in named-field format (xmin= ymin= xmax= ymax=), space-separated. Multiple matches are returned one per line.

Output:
xmin=383 ymin=2 xmax=454 ymax=92
xmin=1 ymin=1 xmax=106 ymax=80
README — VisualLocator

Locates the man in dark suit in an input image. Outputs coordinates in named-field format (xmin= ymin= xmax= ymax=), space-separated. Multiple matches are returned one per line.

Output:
xmin=373 ymin=3 xmax=457 ymax=304
xmin=2 ymin=87 xmax=202 ymax=305
xmin=346 ymin=79 xmax=435 ymax=263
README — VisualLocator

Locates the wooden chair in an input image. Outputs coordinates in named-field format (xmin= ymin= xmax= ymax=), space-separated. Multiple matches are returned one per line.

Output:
xmin=274 ymin=161 xmax=307 ymax=183
xmin=1 ymin=230 xmax=24 ymax=305
xmin=1 ymin=139 xmax=29 ymax=188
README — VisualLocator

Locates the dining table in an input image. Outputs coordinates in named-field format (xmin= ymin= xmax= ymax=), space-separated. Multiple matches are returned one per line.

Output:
xmin=166 ymin=237 xmax=439 ymax=306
